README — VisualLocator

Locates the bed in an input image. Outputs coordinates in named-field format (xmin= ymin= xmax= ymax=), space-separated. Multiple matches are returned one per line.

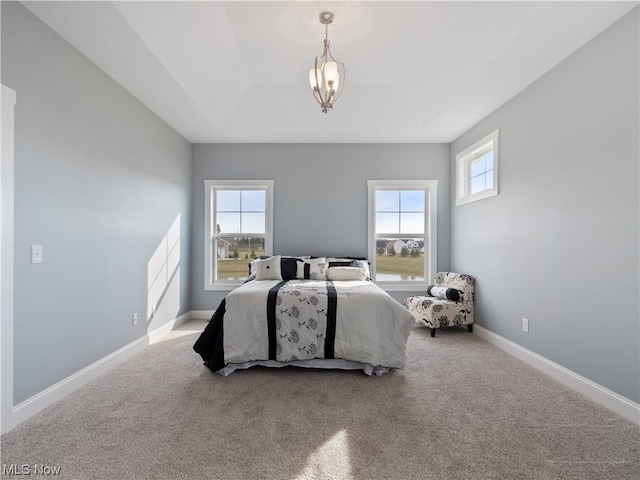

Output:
xmin=193 ymin=255 xmax=415 ymax=376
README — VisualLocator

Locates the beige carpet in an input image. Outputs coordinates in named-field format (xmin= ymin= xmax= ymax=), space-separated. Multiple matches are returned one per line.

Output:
xmin=1 ymin=320 xmax=638 ymax=480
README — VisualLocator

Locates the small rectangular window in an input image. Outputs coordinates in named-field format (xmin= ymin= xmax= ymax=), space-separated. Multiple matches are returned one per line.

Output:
xmin=456 ymin=129 xmax=499 ymax=205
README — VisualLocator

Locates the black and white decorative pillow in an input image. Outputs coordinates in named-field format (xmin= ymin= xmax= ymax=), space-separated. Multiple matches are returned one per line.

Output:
xmin=350 ymin=260 xmax=371 ymax=280
xmin=426 ymin=285 xmax=461 ymax=302
xmin=248 ymin=255 xmax=271 ymax=276
xmin=281 ymin=256 xmax=303 ymax=280
xmin=296 ymin=257 xmax=328 ymax=280
xmin=254 ymin=255 xmax=283 ymax=281
xmin=324 ymin=257 xmax=371 ymax=281
xmin=327 ymin=259 xmax=353 ymax=268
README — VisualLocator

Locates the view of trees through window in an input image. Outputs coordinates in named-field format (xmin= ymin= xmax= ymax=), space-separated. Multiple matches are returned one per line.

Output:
xmin=216 ymin=237 xmax=265 ymax=281
xmin=215 ymin=189 xmax=266 ymax=281
xmin=374 ymin=189 xmax=426 ymax=281
xmin=375 ymin=237 xmax=425 ymax=281
xmin=212 ymin=186 xmax=430 ymax=283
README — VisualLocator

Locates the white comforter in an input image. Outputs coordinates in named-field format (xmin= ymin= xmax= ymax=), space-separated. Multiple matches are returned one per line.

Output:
xmin=223 ymin=279 xmax=415 ymax=370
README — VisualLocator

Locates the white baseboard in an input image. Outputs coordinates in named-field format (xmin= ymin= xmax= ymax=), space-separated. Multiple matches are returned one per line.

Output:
xmin=190 ymin=310 xmax=215 ymax=320
xmin=474 ymin=325 xmax=640 ymax=425
xmin=12 ymin=312 xmax=194 ymax=430
xmin=12 ymin=335 xmax=148 ymax=428
xmin=147 ymin=312 xmax=191 ymax=343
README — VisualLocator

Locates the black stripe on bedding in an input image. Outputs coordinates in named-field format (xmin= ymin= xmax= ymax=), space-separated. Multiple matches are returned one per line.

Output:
xmin=267 ymin=281 xmax=289 ymax=360
xmin=325 ymin=281 xmax=337 ymax=359
xmin=304 ymin=263 xmax=311 ymax=279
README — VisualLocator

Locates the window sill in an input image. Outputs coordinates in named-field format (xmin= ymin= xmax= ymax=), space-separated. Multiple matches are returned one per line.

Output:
xmin=207 ymin=281 xmax=430 ymax=294
xmin=205 ymin=283 xmax=244 ymax=292
xmin=456 ymin=187 xmax=498 ymax=206
xmin=374 ymin=282 xmax=429 ymax=292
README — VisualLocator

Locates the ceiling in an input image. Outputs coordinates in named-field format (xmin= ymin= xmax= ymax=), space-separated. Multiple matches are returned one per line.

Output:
xmin=21 ymin=1 xmax=638 ymax=143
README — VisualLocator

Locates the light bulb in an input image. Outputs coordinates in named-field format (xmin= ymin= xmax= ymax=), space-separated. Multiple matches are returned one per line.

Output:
xmin=331 ymin=73 xmax=339 ymax=92
xmin=309 ymin=68 xmax=322 ymax=90
xmin=324 ymin=61 xmax=338 ymax=84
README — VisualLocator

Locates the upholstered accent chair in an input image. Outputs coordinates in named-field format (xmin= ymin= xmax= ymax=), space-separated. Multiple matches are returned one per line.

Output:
xmin=403 ymin=272 xmax=475 ymax=337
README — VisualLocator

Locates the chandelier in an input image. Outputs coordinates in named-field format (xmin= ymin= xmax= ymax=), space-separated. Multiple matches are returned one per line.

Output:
xmin=309 ymin=11 xmax=345 ymax=113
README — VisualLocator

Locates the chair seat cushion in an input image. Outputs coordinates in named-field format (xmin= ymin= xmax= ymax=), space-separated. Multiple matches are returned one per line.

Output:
xmin=403 ymin=295 xmax=473 ymax=329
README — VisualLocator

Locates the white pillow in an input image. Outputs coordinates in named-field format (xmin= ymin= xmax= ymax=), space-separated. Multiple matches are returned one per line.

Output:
xmin=296 ymin=257 xmax=328 ymax=280
xmin=350 ymin=260 xmax=371 ymax=280
xmin=326 ymin=267 xmax=367 ymax=281
xmin=254 ymin=255 xmax=283 ymax=281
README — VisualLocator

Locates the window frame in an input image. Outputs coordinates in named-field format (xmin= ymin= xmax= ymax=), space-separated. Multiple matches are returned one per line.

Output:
xmin=367 ymin=180 xmax=438 ymax=291
xmin=204 ymin=180 xmax=274 ymax=291
xmin=456 ymin=129 xmax=499 ymax=206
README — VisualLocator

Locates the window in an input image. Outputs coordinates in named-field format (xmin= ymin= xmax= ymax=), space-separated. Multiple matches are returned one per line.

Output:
xmin=204 ymin=180 xmax=273 ymax=290
xmin=367 ymin=180 xmax=438 ymax=291
xmin=456 ymin=129 xmax=499 ymax=205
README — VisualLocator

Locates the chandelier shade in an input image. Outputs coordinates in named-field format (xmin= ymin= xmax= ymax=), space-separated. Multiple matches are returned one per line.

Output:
xmin=309 ymin=11 xmax=345 ymax=113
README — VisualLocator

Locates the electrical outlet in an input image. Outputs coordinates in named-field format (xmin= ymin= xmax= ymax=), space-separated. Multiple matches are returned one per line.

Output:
xmin=132 ymin=313 xmax=138 ymax=326
xmin=522 ymin=317 xmax=529 ymax=333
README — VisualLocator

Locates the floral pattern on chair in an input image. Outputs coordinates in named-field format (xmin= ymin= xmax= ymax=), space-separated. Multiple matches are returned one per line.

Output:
xmin=403 ymin=272 xmax=475 ymax=337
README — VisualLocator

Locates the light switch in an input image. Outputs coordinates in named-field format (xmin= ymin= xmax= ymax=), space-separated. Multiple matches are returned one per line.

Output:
xmin=31 ymin=245 xmax=43 ymax=264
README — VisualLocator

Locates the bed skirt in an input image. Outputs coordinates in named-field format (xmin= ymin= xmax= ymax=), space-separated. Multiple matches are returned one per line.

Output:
xmin=216 ymin=358 xmax=390 ymax=376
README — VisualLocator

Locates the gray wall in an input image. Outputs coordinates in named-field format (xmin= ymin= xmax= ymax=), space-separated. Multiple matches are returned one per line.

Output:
xmin=450 ymin=8 xmax=639 ymax=402
xmin=192 ymin=143 xmax=451 ymax=308
xmin=2 ymin=2 xmax=192 ymax=404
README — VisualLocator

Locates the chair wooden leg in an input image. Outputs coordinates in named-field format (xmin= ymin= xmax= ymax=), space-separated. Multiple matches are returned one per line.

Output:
xmin=467 ymin=324 xmax=473 ymax=333
xmin=430 ymin=328 xmax=436 ymax=337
